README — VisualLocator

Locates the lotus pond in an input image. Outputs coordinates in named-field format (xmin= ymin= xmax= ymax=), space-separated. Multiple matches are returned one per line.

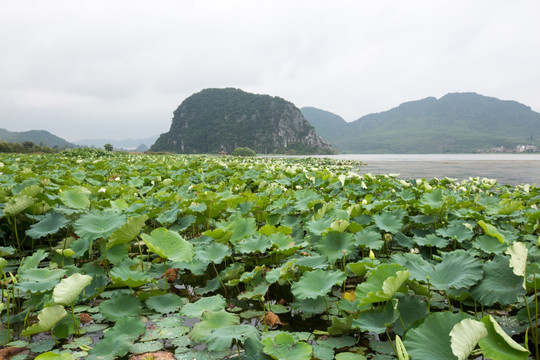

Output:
xmin=0 ymin=152 xmax=540 ymax=359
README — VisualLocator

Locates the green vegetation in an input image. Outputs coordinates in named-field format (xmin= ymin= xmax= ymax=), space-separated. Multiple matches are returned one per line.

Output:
xmin=231 ymin=147 xmax=256 ymax=156
xmin=303 ymin=93 xmax=540 ymax=153
xmin=151 ymin=88 xmax=334 ymax=155
xmin=0 ymin=128 xmax=74 ymax=149
xmin=103 ymin=143 xmax=113 ymax=152
xmin=0 ymin=141 xmax=57 ymax=154
xmin=1 ymin=152 xmax=540 ymax=359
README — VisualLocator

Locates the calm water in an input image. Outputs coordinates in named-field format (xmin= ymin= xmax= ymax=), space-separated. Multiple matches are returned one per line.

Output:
xmin=304 ymin=154 xmax=540 ymax=186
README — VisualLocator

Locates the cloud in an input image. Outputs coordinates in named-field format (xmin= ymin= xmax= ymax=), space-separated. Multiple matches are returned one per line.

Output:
xmin=1 ymin=0 xmax=539 ymax=140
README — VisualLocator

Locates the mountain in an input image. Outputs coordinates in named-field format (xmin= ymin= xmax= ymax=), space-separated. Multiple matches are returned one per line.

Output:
xmin=150 ymin=88 xmax=335 ymax=154
xmin=74 ymin=135 xmax=159 ymax=150
xmin=300 ymin=107 xmax=348 ymax=144
xmin=303 ymin=93 xmax=540 ymax=153
xmin=0 ymin=128 xmax=73 ymax=148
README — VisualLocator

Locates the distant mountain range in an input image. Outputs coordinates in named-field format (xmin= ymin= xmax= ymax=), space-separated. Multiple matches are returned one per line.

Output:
xmin=0 ymin=128 xmax=74 ymax=148
xmin=302 ymin=92 xmax=540 ymax=153
xmin=74 ymin=135 xmax=159 ymax=151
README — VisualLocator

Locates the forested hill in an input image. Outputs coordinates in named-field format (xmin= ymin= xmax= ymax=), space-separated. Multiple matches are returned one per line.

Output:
xmin=0 ymin=128 xmax=73 ymax=148
xmin=302 ymin=93 xmax=540 ymax=153
xmin=150 ymin=88 xmax=334 ymax=154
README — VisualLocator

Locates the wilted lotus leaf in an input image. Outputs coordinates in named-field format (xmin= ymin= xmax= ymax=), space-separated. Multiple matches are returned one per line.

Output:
xmin=141 ymin=227 xmax=194 ymax=263
xmin=291 ymin=269 xmax=346 ymax=300
xmin=262 ymin=311 xmax=283 ymax=327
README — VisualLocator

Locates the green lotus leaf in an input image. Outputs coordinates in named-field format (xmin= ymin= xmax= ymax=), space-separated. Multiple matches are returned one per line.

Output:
xmin=262 ymin=333 xmax=313 ymax=360
xmin=420 ymin=188 xmax=444 ymax=212
xmin=229 ymin=216 xmax=257 ymax=243
xmin=109 ymin=266 xmax=152 ymax=288
xmin=393 ymin=295 xmax=428 ymax=336
xmin=478 ymin=220 xmax=505 ymax=244
xmin=352 ymin=299 xmax=398 ymax=334
xmin=53 ymin=273 xmax=93 ymax=306
xmin=204 ymin=324 xmax=260 ymax=351
xmin=372 ymin=211 xmax=403 ymax=234
xmin=34 ymin=352 xmax=73 ymax=360
xmin=87 ymin=333 xmax=132 ymax=359
xmin=19 ymin=268 xmax=66 ymax=282
xmin=26 ymin=212 xmax=70 ymax=239
xmin=74 ymin=210 xmax=126 ymax=240
xmin=19 ymin=248 xmax=48 ymax=271
xmin=189 ymin=201 xmax=207 ymax=213
xmin=19 ymin=184 xmax=42 ymax=197
xmin=4 ymin=194 xmax=34 ymax=216
xmin=235 ymin=236 xmax=273 ymax=254
xmin=354 ymin=228 xmax=384 ymax=250
xmin=413 ymin=234 xmax=448 ymax=248
xmin=196 ymin=242 xmax=232 ymax=264
xmin=403 ymin=311 xmax=470 ymax=360
xmin=291 ymin=269 xmax=346 ymax=300
xmin=331 ymin=219 xmax=350 ymax=232
xmin=59 ymin=188 xmax=90 ymax=209
xmin=21 ymin=305 xmax=67 ymax=336
xmin=16 ymin=280 xmax=60 ymax=294
xmin=478 ymin=315 xmax=529 ymax=360
xmin=505 ymin=241 xmax=527 ymax=287
xmin=0 ymin=257 xmax=7 ymax=272
xmin=470 ymin=255 xmax=526 ymax=306
xmin=141 ymin=227 xmax=194 ymax=263
xmin=305 ymin=217 xmax=334 ymax=236
xmin=180 ymin=294 xmax=226 ymax=318
xmin=145 ymin=293 xmax=185 ymax=314
xmin=450 ymin=318 xmax=487 ymax=360
xmin=237 ymin=280 xmax=269 ymax=300
xmin=203 ymin=228 xmax=233 ymax=243
xmin=436 ymin=222 xmax=474 ymax=243
xmin=317 ymin=231 xmax=356 ymax=264
xmin=190 ymin=310 xmax=240 ymax=342
xmin=313 ymin=345 xmax=335 ymax=360
xmin=106 ymin=214 xmax=148 ymax=250
xmin=99 ymin=293 xmax=142 ymax=321
xmin=355 ymin=264 xmax=410 ymax=306
xmin=334 ymin=353 xmax=367 ymax=360
xmin=472 ymin=235 xmax=507 ymax=254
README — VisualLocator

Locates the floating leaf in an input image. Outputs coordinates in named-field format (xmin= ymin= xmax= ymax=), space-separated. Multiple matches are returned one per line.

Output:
xmin=291 ymin=269 xmax=346 ymax=300
xmin=145 ymin=293 xmax=185 ymax=314
xmin=141 ymin=227 xmax=194 ymax=263
xmin=53 ymin=273 xmax=92 ymax=306
xmin=179 ymin=294 xmax=225 ymax=319
xmin=99 ymin=294 xmax=142 ymax=321
xmin=205 ymin=324 xmax=260 ymax=351
xmin=190 ymin=310 xmax=240 ymax=342
xmin=262 ymin=333 xmax=313 ymax=360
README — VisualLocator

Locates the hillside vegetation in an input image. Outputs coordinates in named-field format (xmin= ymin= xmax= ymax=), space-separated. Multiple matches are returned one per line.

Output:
xmin=0 ymin=128 xmax=73 ymax=148
xmin=303 ymin=93 xmax=540 ymax=153
xmin=151 ymin=88 xmax=334 ymax=155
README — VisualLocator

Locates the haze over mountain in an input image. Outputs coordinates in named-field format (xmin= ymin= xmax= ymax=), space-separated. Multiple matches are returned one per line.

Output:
xmin=151 ymin=88 xmax=334 ymax=154
xmin=74 ymin=135 xmax=159 ymax=150
xmin=302 ymin=93 xmax=540 ymax=153
xmin=0 ymin=128 xmax=73 ymax=148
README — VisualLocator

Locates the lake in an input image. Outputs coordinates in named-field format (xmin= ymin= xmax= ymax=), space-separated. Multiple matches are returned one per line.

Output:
xmin=297 ymin=154 xmax=540 ymax=186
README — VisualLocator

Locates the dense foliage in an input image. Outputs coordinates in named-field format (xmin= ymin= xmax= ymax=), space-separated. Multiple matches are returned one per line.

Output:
xmin=0 ymin=141 xmax=56 ymax=154
xmin=303 ymin=93 xmax=540 ymax=153
xmin=0 ymin=128 xmax=74 ymax=149
xmin=150 ymin=88 xmax=334 ymax=155
xmin=231 ymin=147 xmax=256 ymax=157
xmin=0 ymin=153 xmax=539 ymax=359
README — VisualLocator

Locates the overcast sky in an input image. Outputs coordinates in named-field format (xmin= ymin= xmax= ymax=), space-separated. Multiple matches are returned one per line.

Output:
xmin=1 ymin=1 xmax=539 ymax=142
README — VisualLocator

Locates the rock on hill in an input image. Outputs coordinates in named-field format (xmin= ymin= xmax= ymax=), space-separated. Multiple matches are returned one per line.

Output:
xmin=150 ymin=88 xmax=335 ymax=154
xmin=0 ymin=128 xmax=73 ymax=148
xmin=303 ymin=93 xmax=540 ymax=153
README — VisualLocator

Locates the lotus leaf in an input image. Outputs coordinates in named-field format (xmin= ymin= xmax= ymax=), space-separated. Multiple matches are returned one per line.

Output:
xmin=450 ymin=318 xmax=487 ymax=360
xmin=59 ymin=188 xmax=90 ymax=209
xmin=87 ymin=333 xmax=133 ymax=359
xmin=352 ymin=299 xmax=398 ymax=334
xmin=317 ymin=231 xmax=356 ymax=263
xmin=505 ymin=241 xmax=527 ymax=287
xmin=393 ymin=295 xmax=428 ymax=336
xmin=110 ymin=266 xmax=152 ymax=287
xmin=26 ymin=212 xmax=70 ymax=239
xmin=21 ymin=305 xmax=67 ymax=336
xmin=145 ymin=293 xmax=185 ymax=314
xmin=141 ymin=227 xmax=194 ymax=263
xmin=19 ymin=248 xmax=48 ymax=271
xmin=478 ymin=220 xmax=505 ymax=244
xmin=420 ymin=188 xmax=444 ymax=212
xmin=404 ymin=311 xmax=470 ymax=360
xmin=190 ymin=310 xmax=240 ymax=342
xmin=372 ymin=211 xmax=403 ymax=234
xmin=413 ymin=234 xmax=448 ymax=248
xmin=262 ymin=333 xmax=313 ymax=360
xmin=106 ymin=214 xmax=148 ymax=250
xmin=99 ymin=293 xmax=142 ymax=321
xmin=291 ymin=269 xmax=346 ymax=300
xmin=355 ymin=229 xmax=384 ymax=250
xmin=229 ymin=216 xmax=257 ymax=243
xmin=235 ymin=236 xmax=273 ymax=254
xmin=470 ymin=255 xmax=525 ymax=306
xmin=180 ymin=294 xmax=226 ymax=318
xmin=4 ymin=194 xmax=34 ymax=216
xmin=436 ymin=222 xmax=474 ymax=243
xmin=472 ymin=235 xmax=507 ymax=254
xmin=74 ymin=210 xmax=126 ymax=240
xmin=306 ymin=217 xmax=334 ymax=236
xmin=53 ymin=273 xmax=92 ymax=306
xmin=205 ymin=324 xmax=260 ymax=351
xmin=34 ymin=352 xmax=73 ymax=360
xmin=355 ymin=264 xmax=410 ymax=306
xmin=478 ymin=315 xmax=529 ymax=359
xmin=334 ymin=353 xmax=367 ymax=360
xmin=195 ymin=242 xmax=232 ymax=264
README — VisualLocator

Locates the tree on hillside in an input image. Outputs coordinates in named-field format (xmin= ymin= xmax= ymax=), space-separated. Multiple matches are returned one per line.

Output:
xmin=104 ymin=143 xmax=114 ymax=152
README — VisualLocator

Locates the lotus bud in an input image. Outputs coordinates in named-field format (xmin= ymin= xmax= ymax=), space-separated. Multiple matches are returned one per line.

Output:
xmin=369 ymin=249 xmax=375 ymax=260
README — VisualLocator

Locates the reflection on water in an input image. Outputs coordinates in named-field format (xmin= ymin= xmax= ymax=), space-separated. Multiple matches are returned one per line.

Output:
xmin=303 ymin=154 xmax=540 ymax=186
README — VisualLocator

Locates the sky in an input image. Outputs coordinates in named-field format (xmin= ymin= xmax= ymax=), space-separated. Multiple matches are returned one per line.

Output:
xmin=1 ymin=1 xmax=539 ymax=142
